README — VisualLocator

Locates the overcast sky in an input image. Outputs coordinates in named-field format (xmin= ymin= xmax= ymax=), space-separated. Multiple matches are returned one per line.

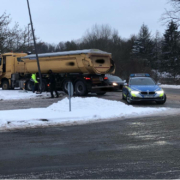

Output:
xmin=2 ymin=0 xmax=172 ymax=44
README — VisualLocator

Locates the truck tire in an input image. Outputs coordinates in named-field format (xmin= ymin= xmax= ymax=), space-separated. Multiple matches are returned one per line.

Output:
xmin=38 ymin=80 xmax=47 ymax=92
xmin=26 ymin=80 xmax=33 ymax=91
xmin=75 ymin=81 xmax=87 ymax=96
xmin=62 ymin=80 xmax=71 ymax=94
xmin=2 ymin=80 xmax=9 ymax=90
xmin=96 ymin=92 xmax=106 ymax=95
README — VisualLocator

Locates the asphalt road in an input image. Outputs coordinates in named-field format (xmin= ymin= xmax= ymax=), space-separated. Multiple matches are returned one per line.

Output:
xmin=0 ymin=88 xmax=179 ymax=110
xmin=0 ymin=88 xmax=180 ymax=178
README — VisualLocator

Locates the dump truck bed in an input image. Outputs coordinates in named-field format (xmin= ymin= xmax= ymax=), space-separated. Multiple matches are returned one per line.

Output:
xmin=22 ymin=49 xmax=111 ymax=59
xmin=21 ymin=49 xmax=114 ymax=74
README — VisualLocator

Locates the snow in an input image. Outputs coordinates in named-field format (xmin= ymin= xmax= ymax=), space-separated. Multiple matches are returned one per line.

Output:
xmin=0 ymin=89 xmax=52 ymax=100
xmin=152 ymin=70 xmax=180 ymax=78
xmin=0 ymin=96 xmax=168 ymax=131
xmin=160 ymin=84 xmax=180 ymax=89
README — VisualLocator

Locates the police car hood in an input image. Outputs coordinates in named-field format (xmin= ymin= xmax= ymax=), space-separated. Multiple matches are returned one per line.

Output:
xmin=129 ymin=85 xmax=162 ymax=92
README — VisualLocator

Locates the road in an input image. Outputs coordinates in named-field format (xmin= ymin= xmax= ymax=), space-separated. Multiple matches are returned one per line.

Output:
xmin=0 ymin=88 xmax=180 ymax=110
xmin=0 ymin=88 xmax=180 ymax=178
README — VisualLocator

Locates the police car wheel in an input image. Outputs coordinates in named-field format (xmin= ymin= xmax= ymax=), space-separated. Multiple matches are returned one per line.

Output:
xmin=126 ymin=93 xmax=132 ymax=104
xmin=156 ymin=94 xmax=166 ymax=104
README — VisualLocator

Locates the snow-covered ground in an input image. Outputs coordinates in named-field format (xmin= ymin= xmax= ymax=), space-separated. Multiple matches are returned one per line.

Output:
xmin=0 ymin=89 xmax=51 ymax=100
xmin=160 ymin=84 xmax=180 ymax=89
xmin=0 ymin=95 xmax=169 ymax=131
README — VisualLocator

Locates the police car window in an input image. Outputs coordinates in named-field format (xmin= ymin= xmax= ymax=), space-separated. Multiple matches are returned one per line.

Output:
xmin=130 ymin=78 xmax=155 ymax=85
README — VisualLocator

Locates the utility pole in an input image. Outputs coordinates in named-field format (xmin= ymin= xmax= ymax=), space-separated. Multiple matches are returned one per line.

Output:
xmin=28 ymin=23 xmax=30 ymax=47
xmin=26 ymin=0 xmax=42 ymax=93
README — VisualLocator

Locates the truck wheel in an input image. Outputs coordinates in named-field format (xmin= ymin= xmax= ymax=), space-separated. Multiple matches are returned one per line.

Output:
xmin=75 ymin=81 xmax=87 ymax=96
xmin=2 ymin=80 xmax=9 ymax=90
xmin=96 ymin=92 xmax=106 ymax=95
xmin=26 ymin=80 xmax=32 ymax=91
xmin=62 ymin=80 xmax=71 ymax=94
xmin=38 ymin=80 xmax=47 ymax=92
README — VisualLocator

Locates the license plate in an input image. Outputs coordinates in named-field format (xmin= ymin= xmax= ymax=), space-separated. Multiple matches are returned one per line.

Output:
xmin=144 ymin=95 xmax=153 ymax=98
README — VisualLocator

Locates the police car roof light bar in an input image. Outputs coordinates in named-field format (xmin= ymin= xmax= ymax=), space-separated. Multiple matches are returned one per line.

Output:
xmin=130 ymin=73 xmax=150 ymax=77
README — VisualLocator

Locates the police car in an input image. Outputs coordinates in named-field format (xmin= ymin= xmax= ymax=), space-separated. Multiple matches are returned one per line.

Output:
xmin=122 ymin=73 xmax=166 ymax=104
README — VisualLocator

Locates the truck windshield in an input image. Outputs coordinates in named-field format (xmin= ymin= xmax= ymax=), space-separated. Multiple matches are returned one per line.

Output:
xmin=130 ymin=77 xmax=155 ymax=85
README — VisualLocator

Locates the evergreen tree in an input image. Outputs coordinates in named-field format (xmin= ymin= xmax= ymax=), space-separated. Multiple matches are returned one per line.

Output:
xmin=152 ymin=31 xmax=163 ymax=68
xmin=150 ymin=31 xmax=164 ymax=81
xmin=161 ymin=21 xmax=180 ymax=79
xmin=132 ymin=24 xmax=153 ymax=68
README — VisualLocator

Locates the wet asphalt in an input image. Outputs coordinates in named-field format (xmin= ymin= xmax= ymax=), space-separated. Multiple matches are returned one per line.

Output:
xmin=0 ymin=88 xmax=180 ymax=178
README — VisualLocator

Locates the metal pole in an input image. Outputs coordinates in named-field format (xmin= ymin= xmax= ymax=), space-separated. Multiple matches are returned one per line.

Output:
xmin=28 ymin=23 xmax=30 ymax=47
xmin=70 ymin=83 xmax=71 ymax=111
xmin=26 ymin=0 xmax=43 ymax=93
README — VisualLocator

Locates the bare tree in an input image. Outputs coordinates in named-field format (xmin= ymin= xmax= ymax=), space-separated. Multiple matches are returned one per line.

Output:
xmin=162 ymin=0 xmax=180 ymax=26
xmin=0 ymin=12 xmax=11 ymax=53
xmin=0 ymin=12 xmax=34 ymax=53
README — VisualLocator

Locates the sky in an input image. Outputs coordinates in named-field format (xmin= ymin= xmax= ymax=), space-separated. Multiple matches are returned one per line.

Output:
xmin=2 ymin=0 xmax=172 ymax=44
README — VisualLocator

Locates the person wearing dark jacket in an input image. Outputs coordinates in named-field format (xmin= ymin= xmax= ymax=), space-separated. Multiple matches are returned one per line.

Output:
xmin=48 ymin=70 xmax=59 ymax=98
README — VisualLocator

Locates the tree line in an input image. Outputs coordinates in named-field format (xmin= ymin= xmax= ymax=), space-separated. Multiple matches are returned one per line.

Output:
xmin=1 ymin=0 xmax=180 ymax=81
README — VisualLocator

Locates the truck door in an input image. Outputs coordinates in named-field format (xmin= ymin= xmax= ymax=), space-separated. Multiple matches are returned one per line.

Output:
xmin=3 ymin=56 xmax=6 ymax=73
xmin=16 ymin=57 xmax=25 ymax=72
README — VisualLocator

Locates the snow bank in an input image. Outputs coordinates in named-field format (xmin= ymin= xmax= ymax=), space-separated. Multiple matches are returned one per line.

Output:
xmin=0 ymin=97 xmax=168 ymax=131
xmin=160 ymin=84 xmax=180 ymax=89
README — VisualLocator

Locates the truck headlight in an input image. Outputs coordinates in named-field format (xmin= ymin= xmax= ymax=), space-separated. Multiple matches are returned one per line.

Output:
xmin=112 ymin=82 xmax=118 ymax=86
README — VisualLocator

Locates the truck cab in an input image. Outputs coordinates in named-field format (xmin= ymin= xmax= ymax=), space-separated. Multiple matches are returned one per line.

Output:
xmin=0 ymin=52 xmax=27 ymax=89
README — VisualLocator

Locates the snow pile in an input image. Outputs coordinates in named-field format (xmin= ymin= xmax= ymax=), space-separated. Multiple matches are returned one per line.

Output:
xmin=0 ymin=97 xmax=168 ymax=131
xmin=160 ymin=84 xmax=180 ymax=89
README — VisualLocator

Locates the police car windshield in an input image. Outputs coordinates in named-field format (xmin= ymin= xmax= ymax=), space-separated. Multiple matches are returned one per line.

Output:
xmin=130 ymin=77 xmax=155 ymax=85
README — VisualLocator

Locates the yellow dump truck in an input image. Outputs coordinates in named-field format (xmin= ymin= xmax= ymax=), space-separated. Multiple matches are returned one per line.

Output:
xmin=0 ymin=49 xmax=116 ymax=95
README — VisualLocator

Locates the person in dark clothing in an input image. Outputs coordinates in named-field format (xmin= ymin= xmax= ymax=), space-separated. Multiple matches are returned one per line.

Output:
xmin=48 ymin=70 xmax=59 ymax=98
